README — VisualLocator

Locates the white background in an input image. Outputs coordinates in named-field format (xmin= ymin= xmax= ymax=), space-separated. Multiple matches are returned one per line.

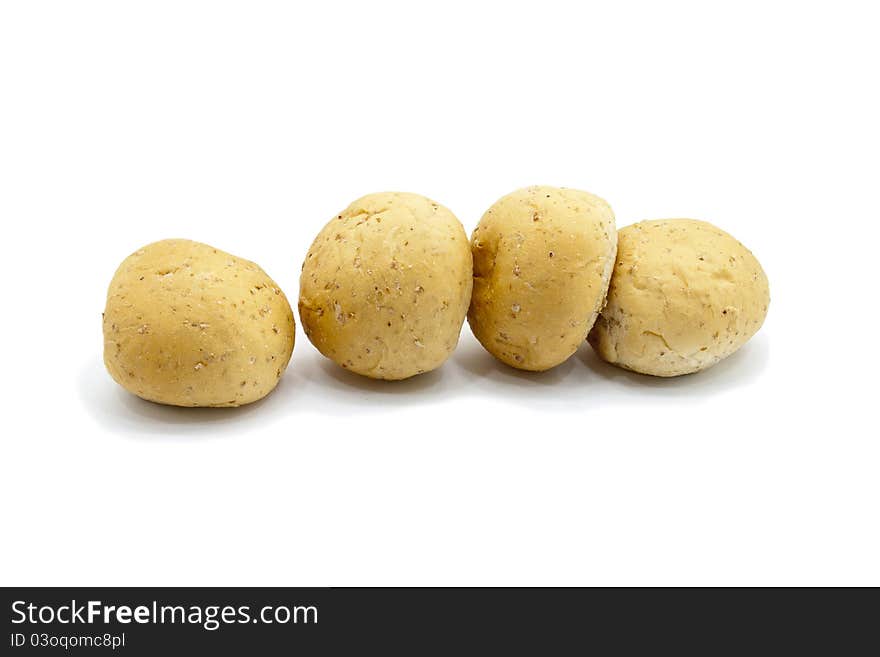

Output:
xmin=1 ymin=1 xmax=877 ymax=586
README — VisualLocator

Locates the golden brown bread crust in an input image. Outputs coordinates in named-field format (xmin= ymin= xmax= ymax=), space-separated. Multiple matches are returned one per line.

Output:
xmin=468 ymin=186 xmax=617 ymax=371
xmin=588 ymin=219 xmax=770 ymax=376
xmin=298 ymin=192 xmax=472 ymax=380
xmin=103 ymin=239 xmax=295 ymax=406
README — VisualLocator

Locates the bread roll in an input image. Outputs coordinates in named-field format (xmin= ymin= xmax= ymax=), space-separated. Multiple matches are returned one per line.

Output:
xmin=103 ymin=239 xmax=296 ymax=406
xmin=468 ymin=186 xmax=617 ymax=371
xmin=299 ymin=192 xmax=472 ymax=379
xmin=588 ymin=219 xmax=769 ymax=376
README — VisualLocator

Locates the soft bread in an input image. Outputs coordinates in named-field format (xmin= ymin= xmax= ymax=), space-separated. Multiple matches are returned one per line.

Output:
xmin=103 ymin=239 xmax=295 ymax=406
xmin=299 ymin=192 xmax=472 ymax=380
xmin=468 ymin=186 xmax=617 ymax=371
xmin=588 ymin=219 xmax=769 ymax=376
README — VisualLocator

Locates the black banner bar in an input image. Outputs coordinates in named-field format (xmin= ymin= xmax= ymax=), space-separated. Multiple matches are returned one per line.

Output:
xmin=2 ymin=587 xmax=875 ymax=654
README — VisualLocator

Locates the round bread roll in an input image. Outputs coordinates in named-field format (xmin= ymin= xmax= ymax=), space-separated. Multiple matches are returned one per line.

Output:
xmin=103 ymin=239 xmax=295 ymax=407
xmin=588 ymin=219 xmax=770 ymax=376
xmin=468 ymin=186 xmax=617 ymax=371
xmin=299 ymin=192 xmax=472 ymax=380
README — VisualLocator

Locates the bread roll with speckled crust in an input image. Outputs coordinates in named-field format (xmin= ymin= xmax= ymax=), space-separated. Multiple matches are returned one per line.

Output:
xmin=298 ymin=192 xmax=472 ymax=380
xmin=103 ymin=239 xmax=295 ymax=407
xmin=588 ymin=219 xmax=769 ymax=376
xmin=468 ymin=186 xmax=617 ymax=371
